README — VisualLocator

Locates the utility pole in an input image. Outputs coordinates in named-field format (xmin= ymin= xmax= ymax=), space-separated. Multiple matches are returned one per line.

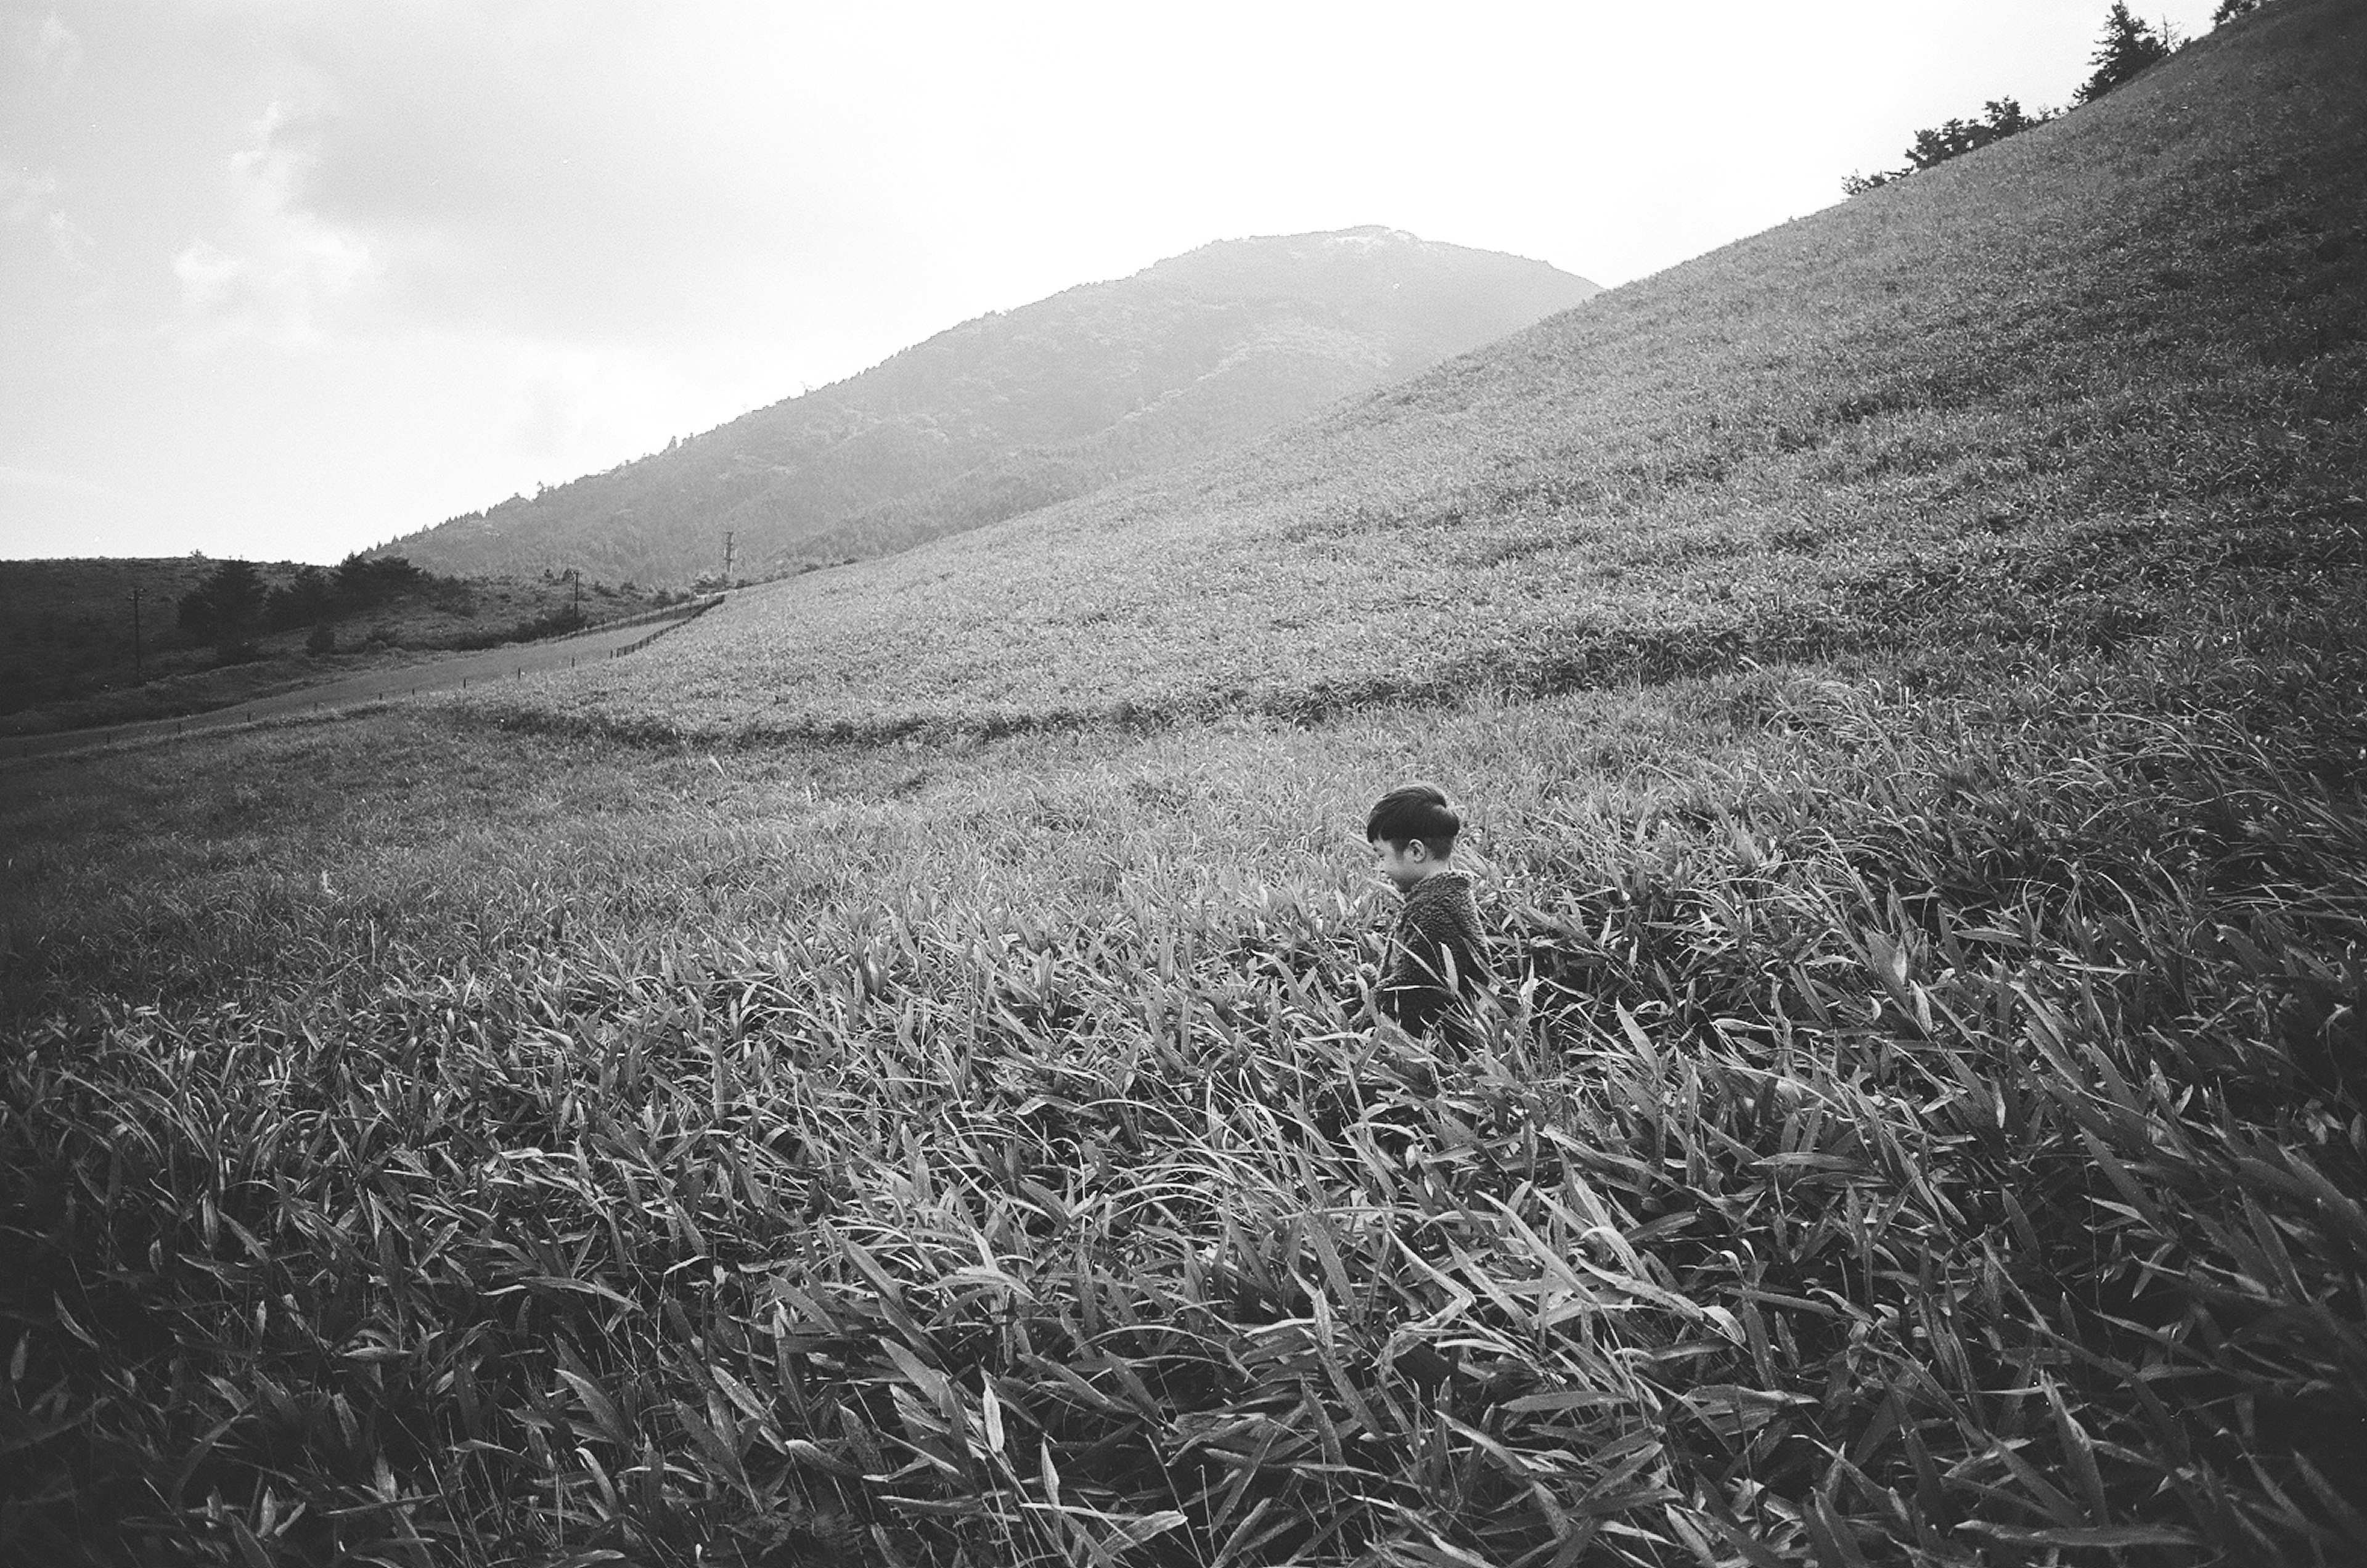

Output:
xmin=129 ymin=586 xmax=144 ymax=682
xmin=722 ymin=531 xmax=735 ymax=582
xmin=569 ymin=568 xmax=581 ymax=613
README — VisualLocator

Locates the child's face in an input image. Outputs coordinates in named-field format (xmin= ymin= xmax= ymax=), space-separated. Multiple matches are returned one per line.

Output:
xmin=1370 ymin=836 xmax=1432 ymax=891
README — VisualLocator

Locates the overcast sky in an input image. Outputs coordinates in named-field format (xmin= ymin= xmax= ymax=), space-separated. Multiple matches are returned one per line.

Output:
xmin=2 ymin=0 xmax=2226 ymax=564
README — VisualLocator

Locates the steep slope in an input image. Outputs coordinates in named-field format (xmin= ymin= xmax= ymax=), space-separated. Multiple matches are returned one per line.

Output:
xmin=380 ymin=229 xmax=1598 ymax=584
xmin=487 ymin=0 xmax=2366 ymax=745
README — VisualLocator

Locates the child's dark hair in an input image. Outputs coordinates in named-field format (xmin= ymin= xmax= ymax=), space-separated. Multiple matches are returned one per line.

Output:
xmin=1367 ymin=782 xmax=1461 ymax=856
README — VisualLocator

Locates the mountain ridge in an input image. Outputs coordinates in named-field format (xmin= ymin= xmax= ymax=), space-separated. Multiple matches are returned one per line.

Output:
xmin=378 ymin=227 xmax=1598 ymax=584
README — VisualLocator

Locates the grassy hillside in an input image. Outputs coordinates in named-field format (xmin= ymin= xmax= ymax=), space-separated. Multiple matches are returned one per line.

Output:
xmin=3 ymin=4 xmax=2365 ymax=1566
xmin=378 ymin=230 xmax=1598 ymax=587
xmin=0 ymin=558 xmax=675 ymax=737
xmin=472 ymin=0 xmax=2365 ymax=748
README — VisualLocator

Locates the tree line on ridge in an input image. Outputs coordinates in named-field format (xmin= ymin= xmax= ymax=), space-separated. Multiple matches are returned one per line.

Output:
xmin=1844 ymin=1 xmax=2270 ymax=194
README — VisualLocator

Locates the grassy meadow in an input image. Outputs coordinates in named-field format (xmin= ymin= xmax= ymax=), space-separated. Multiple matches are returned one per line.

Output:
xmin=7 ymin=608 xmax=2365 ymax=1566
xmin=5 ymin=3 xmax=2367 ymax=1565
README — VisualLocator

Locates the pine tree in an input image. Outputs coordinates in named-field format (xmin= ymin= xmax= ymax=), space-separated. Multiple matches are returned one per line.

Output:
xmin=2212 ymin=0 xmax=2262 ymax=25
xmin=1905 ymin=98 xmax=2040 ymax=171
xmin=176 ymin=558 xmax=268 ymax=650
xmin=2077 ymin=4 xmax=2173 ymax=104
xmin=1846 ymin=98 xmax=2049 ymax=195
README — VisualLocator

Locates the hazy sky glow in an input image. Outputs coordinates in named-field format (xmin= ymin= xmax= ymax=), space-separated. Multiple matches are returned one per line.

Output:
xmin=2 ymin=0 xmax=2225 ymax=564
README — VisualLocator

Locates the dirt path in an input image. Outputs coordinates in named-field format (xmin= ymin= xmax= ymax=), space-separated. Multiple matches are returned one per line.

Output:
xmin=0 ymin=600 xmax=714 ymax=765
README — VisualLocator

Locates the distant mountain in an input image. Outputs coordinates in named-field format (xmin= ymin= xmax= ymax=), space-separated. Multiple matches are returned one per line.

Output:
xmin=376 ymin=229 xmax=1599 ymax=585
xmin=491 ymin=0 xmax=2367 ymax=745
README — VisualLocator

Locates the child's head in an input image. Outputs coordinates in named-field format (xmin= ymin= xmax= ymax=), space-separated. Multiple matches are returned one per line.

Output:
xmin=1366 ymin=782 xmax=1461 ymax=890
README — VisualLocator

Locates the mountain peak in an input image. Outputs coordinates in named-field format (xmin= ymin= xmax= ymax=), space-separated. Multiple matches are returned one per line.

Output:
xmin=381 ymin=232 xmax=1599 ymax=583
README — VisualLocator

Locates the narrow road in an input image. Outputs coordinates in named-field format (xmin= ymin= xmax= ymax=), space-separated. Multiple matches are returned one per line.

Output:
xmin=0 ymin=601 xmax=713 ymax=765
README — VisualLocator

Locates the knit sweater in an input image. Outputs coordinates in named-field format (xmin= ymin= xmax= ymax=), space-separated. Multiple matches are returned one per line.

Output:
xmin=1378 ymin=868 xmax=1496 ymax=1037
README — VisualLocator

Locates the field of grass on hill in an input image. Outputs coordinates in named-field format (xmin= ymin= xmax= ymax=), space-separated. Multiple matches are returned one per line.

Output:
xmin=3 ymin=3 xmax=2366 ymax=1566
xmin=466 ymin=0 xmax=2364 ymax=750
xmin=6 ymin=606 xmax=2364 ymax=1565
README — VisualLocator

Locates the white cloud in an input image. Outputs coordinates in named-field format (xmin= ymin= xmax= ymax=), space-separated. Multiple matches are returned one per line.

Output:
xmin=22 ymin=9 xmax=81 ymax=78
xmin=0 ymin=462 xmax=115 ymax=498
xmin=509 ymin=348 xmax=621 ymax=460
xmin=484 ymin=335 xmax=754 ymax=476
xmin=0 ymin=168 xmax=60 ymax=222
xmin=43 ymin=208 xmax=94 ymax=269
xmin=171 ymin=100 xmax=374 ymax=349
xmin=1 ymin=166 xmax=94 ymax=272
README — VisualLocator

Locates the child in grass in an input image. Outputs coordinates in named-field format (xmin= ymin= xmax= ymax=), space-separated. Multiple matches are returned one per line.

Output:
xmin=1366 ymin=783 xmax=1497 ymax=1044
